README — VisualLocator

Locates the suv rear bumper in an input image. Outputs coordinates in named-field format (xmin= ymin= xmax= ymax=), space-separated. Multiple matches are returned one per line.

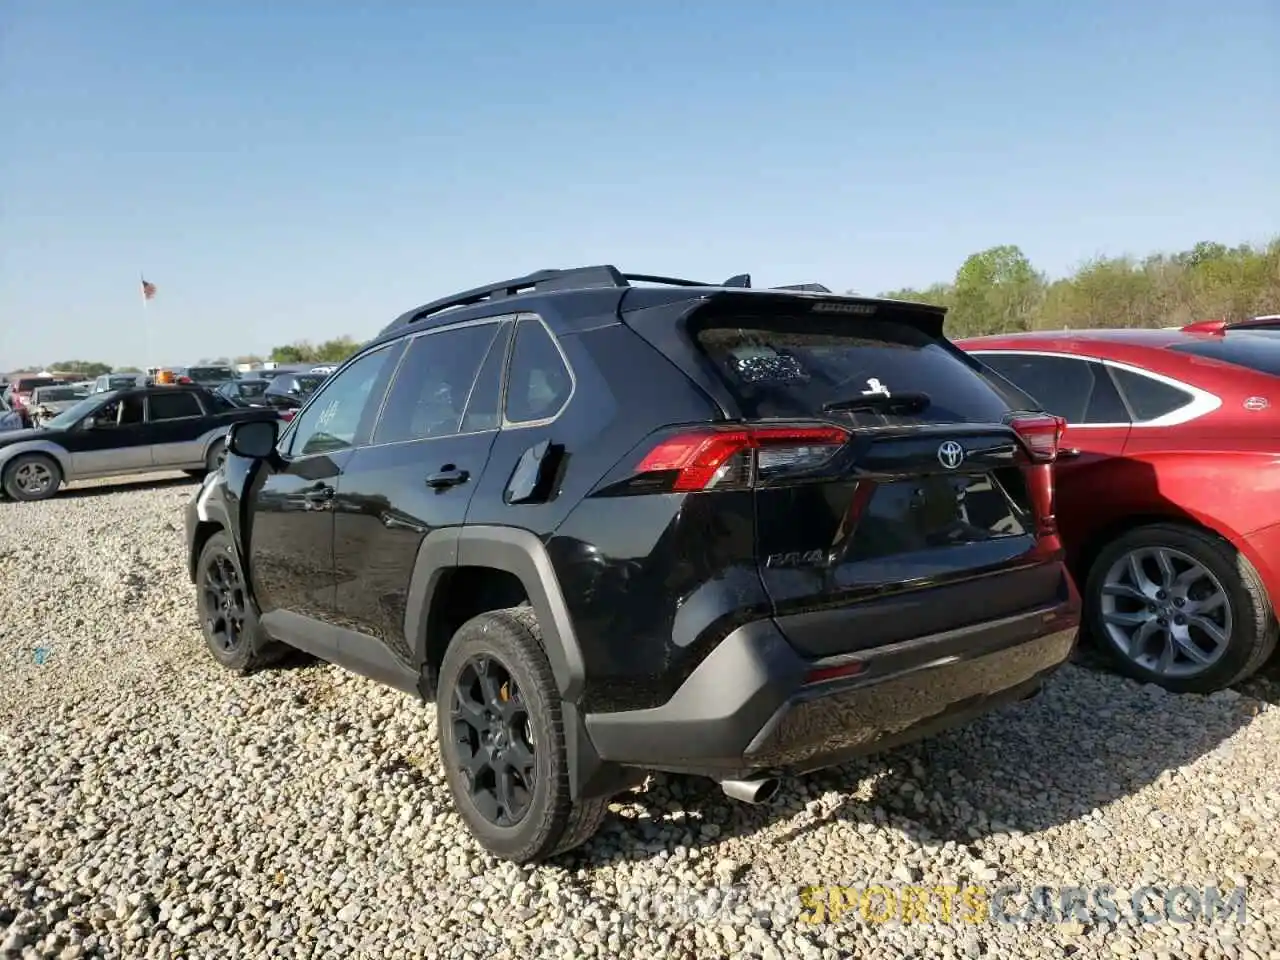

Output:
xmin=584 ymin=596 xmax=1079 ymax=779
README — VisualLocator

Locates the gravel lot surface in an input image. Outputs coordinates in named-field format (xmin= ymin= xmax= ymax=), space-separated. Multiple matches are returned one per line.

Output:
xmin=2 ymin=475 xmax=1279 ymax=959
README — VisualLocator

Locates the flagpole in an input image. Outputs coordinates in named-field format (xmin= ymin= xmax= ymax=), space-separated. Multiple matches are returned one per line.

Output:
xmin=140 ymin=272 xmax=152 ymax=376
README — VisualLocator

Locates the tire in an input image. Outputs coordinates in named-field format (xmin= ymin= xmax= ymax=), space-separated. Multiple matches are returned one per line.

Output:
xmin=206 ymin=439 xmax=227 ymax=474
xmin=195 ymin=530 xmax=285 ymax=673
xmin=2 ymin=453 xmax=62 ymax=502
xmin=436 ymin=607 xmax=609 ymax=863
xmin=1085 ymin=523 xmax=1277 ymax=693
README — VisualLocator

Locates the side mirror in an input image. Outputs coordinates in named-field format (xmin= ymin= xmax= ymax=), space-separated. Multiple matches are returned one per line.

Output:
xmin=227 ymin=419 xmax=278 ymax=459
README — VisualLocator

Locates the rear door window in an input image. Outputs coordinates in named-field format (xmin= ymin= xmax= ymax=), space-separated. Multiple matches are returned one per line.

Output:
xmin=977 ymin=353 xmax=1130 ymax=424
xmin=148 ymin=391 xmax=203 ymax=420
xmin=694 ymin=315 xmax=1012 ymax=425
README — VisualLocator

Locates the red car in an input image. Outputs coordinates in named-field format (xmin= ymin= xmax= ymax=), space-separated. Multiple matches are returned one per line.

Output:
xmin=957 ymin=321 xmax=1280 ymax=693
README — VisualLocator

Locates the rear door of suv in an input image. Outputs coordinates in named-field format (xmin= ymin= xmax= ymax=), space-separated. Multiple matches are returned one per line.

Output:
xmin=329 ymin=317 xmax=513 ymax=672
xmin=626 ymin=293 xmax=1069 ymax=658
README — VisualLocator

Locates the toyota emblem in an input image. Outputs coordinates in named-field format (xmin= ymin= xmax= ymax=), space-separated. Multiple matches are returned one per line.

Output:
xmin=937 ymin=440 xmax=965 ymax=469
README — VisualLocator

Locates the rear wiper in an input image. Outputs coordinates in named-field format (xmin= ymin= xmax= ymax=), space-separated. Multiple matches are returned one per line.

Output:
xmin=822 ymin=391 xmax=931 ymax=415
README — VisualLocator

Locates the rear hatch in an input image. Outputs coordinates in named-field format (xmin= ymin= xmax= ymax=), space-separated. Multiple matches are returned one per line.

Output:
xmin=627 ymin=293 xmax=1069 ymax=658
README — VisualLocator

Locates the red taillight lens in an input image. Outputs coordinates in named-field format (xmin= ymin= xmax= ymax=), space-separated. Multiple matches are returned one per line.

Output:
xmin=279 ymin=409 xmax=296 ymax=422
xmin=13 ymin=393 xmax=29 ymax=407
xmin=635 ymin=425 xmax=848 ymax=492
xmin=1010 ymin=414 xmax=1065 ymax=462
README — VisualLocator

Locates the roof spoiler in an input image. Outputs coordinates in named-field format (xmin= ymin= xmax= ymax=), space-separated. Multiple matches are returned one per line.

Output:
xmin=1182 ymin=314 xmax=1280 ymax=336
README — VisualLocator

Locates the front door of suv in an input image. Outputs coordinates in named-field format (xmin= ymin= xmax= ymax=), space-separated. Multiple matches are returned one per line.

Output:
xmin=247 ymin=343 xmax=403 ymax=628
xmin=973 ymin=350 xmax=1132 ymax=565
xmin=331 ymin=318 xmax=512 ymax=673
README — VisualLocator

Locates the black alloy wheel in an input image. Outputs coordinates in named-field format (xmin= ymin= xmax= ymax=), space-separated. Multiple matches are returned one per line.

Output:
xmin=450 ymin=655 xmax=537 ymax=827
xmin=202 ymin=549 xmax=247 ymax=655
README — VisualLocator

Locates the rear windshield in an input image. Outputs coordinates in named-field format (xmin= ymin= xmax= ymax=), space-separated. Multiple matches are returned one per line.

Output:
xmin=693 ymin=315 xmax=1014 ymax=425
xmin=108 ymin=376 xmax=139 ymax=389
xmin=188 ymin=366 xmax=235 ymax=382
xmin=295 ymin=375 xmax=324 ymax=394
xmin=1169 ymin=333 xmax=1280 ymax=377
xmin=237 ymin=381 xmax=269 ymax=397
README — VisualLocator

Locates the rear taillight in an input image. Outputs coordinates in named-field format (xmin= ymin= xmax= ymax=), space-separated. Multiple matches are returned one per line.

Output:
xmin=634 ymin=425 xmax=848 ymax=492
xmin=13 ymin=393 xmax=29 ymax=408
xmin=1010 ymin=414 xmax=1065 ymax=462
xmin=279 ymin=409 xmax=296 ymax=422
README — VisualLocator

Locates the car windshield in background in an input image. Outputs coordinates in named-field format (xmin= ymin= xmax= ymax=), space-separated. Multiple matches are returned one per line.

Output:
xmin=108 ymin=376 xmax=140 ymax=390
xmin=188 ymin=367 xmax=235 ymax=382
xmin=693 ymin=315 xmax=1013 ymax=426
xmin=295 ymin=375 xmax=324 ymax=394
xmin=43 ymin=395 xmax=108 ymax=430
xmin=237 ymin=381 xmax=269 ymax=398
xmin=1169 ymin=333 xmax=1280 ymax=378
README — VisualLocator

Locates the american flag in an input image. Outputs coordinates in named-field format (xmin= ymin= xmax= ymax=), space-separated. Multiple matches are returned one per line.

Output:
xmin=141 ymin=278 xmax=157 ymax=300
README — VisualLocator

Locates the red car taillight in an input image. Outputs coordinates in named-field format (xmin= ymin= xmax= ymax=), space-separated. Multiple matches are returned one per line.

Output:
xmin=1010 ymin=413 xmax=1066 ymax=462
xmin=279 ymin=409 xmax=296 ymax=422
xmin=1009 ymin=413 xmax=1065 ymax=545
xmin=12 ymin=393 xmax=29 ymax=408
xmin=634 ymin=425 xmax=849 ymax=492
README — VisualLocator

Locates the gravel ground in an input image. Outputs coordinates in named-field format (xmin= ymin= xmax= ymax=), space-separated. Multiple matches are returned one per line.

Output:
xmin=2 ymin=475 xmax=1279 ymax=960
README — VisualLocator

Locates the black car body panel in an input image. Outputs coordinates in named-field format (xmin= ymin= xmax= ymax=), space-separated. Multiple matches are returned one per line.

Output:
xmin=186 ymin=265 xmax=1080 ymax=801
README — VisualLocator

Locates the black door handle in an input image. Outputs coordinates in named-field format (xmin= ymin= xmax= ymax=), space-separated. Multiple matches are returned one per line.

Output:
xmin=426 ymin=466 xmax=470 ymax=489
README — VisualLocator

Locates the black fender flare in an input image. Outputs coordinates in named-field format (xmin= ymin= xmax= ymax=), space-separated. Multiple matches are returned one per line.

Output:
xmin=404 ymin=525 xmax=587 ymax=701
xmin=404 ymin=526 xmax=631 ymax=800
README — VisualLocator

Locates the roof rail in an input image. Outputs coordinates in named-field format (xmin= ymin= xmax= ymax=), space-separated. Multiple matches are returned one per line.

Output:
xmin=380 ymin=265 xmax=833 ymax=336
xmin=383 ymin=265 xmax=629 ymax=333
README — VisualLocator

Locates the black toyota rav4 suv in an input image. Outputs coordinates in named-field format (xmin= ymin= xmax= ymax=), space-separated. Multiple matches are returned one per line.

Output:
xmin=186 ymin=265 xmax=1080 ymax=863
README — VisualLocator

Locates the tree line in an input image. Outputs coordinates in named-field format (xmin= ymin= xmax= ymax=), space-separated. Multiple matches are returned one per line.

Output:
xmin=876 ymin=237 xmax=1279 ymax=338
xmin=18 ymin=238 xmax=1277 ymax=376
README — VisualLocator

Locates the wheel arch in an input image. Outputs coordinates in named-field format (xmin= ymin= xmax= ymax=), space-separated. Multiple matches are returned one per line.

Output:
xmin=0 ymin=440 xmax=73 ymax=481
xmin=404 ymin=526 xmax=628 ymax=802
xmin=405 ymin=525 xmax=586 ymax=703
xmin=1073 ymin=511 xmax=1240 ymax=589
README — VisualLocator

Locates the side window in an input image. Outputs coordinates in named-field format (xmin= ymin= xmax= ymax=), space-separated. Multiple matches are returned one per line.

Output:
xmin=203 ymin=391 xmax=236 ymax=412
xmin=504 ymin=317 xmax=572 ymax=424
xmin=1081 ymin=362 xmax=1130 ymax=424
xmin=374 ymin=323 xmax=501 ymax=444
xmin=148 ymin=392 xmax=202 ymax=420
xmin=977 ymin=354 xmax=1095 ymax=422
xmin=461 ymin=320 xmax=513 ymax=433
xmin=1109 ymin=368 xmax=1194 ymax=422
xmin=118 ymin=395 xmax=145 ymax=425
xmin=288 ymin=346 xmax=396 ymax=457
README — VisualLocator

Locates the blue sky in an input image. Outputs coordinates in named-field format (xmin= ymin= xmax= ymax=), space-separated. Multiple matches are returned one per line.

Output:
xmin=1 ymin=0 xmax=1276 ymax=369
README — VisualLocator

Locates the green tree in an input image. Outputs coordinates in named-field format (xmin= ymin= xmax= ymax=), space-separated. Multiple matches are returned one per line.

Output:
xmin=873 ymin=236 xmax=1279 ymax=337
xmin=270 ymin=342 xmax=314 ymax=364
xmin=49 ymin=360 xmax=112 ymax=377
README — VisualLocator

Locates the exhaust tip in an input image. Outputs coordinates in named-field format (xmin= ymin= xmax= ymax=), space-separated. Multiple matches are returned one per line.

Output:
xmin=719 ymin=776 xmax=781 ymax=805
